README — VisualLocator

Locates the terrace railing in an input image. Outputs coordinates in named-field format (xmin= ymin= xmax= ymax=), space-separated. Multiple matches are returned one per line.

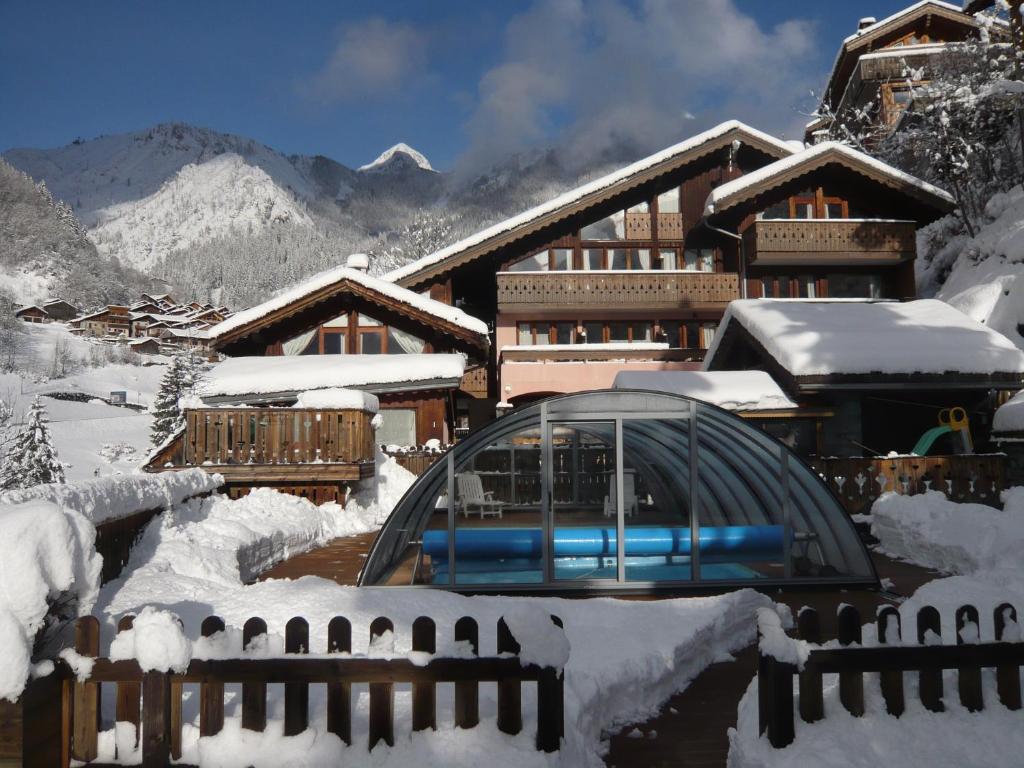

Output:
xmin=23 ymin=613 xmax=565 ymax=767
xmin=758 ymin=602 xmax=1024 ymax=748
xmin=742 ymin=219 xmax=917 ymax=265
xmin=809 ymin=454 xmax=1005 ymax=516
xmin=496 ymin=270 xmax=739 ymax=309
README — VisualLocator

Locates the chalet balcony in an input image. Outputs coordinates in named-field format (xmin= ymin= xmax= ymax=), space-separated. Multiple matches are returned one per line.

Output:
xmin=501 ymin=345 xmax=704 ymax=363
xmin=742 ymin=219 xmax=917 ymax=266
xmin=496 ymin=270 xmax=739 ymax=310
xmin=147 ymin=407 xmax=377 ymax=489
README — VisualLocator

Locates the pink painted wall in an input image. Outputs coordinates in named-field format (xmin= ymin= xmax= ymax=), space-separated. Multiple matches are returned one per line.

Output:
xmin=499 ymin=359 xmax=700 ymax=402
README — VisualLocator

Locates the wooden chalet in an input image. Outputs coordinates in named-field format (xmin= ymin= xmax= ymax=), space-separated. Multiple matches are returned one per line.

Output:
xmin=808 ymin=1 xmax=1008 ymax=143
xmin=71 ymin=305 xmax=132 ymax=337
xmin=144 ymin=256 xmax=490 ymax=501
xmin=41 ymin=298 xmax=80 ymax=321
xmin=15 ymin=305 xmax=48 ymax=324
xmin=382 ymin=121 xmax=952 ymax=413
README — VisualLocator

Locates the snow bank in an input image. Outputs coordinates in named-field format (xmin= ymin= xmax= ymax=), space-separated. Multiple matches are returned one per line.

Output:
xmin=0 ymin=468 xmax=221 ymax=525
xmin=196 ymin=354 xmax=467 ymax=400
xmin=341 ymin=449 xmax=416 ymax=528
xmin=871 ymin=489 xmax=1024 ymax=574
xmin=994 ymin=389 xmax=1024 ymax=433
xmin=109 ymin=607 xmax=192 ymax=672
xmin=209 ymin=264 xmax=488 ymax=338
xmin=612 ymin=370 xmax=796 ymax=411
xmin=704 ymin=299 xmax=1024 ymax=377
xmin=0 ymin=499 xmax=102 ymax=701
xmin=294 ymin=388 xmax=379 ymax=412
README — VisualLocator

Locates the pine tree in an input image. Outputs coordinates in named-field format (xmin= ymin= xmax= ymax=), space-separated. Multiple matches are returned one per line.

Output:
xmin=150 ymin=352 xmax=200 ymax=446
xmin=0 ymin=397 xmax=65 ymax=490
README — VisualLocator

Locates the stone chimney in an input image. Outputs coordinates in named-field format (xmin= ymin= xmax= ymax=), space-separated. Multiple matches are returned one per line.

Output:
xmin=346 ymin=253 xmax=370 ymax=272
xmin=858 ymin=17 xmax=877 ymax=30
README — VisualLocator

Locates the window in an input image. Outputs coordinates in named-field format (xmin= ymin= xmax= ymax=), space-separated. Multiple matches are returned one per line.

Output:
xmin=700 ymin=323 xmax=717 ymax=349
xmin=630 ymin=249 xmax=652 ymax=270
xmin=608 ymin=249 xmax=628 ymax=270
xmin=581 ymin=212 xmax=625 ymax=240
xmin=792 ymin=198 xmax=815 ymax=219
xmin=683 ymin=249 xmax=714 ymax=272
xmin=684 ymin=322 xmax=700 ymax=348
xmin=323 ymin=333 xmax=344 ymax=354
xmin=551 ymin=248 xmax=572 ymax=271
xmin=582 ymin=321 xmax=604 ymax=344
xmin=376 ymin=409 xmax=417 ymax=448
xmin=359 ymin=331 xmax=383 ymax=354
xmin=583 ymin=249 xmax=604 ymax=270
xmin=554 ymin=322 xmax=574 ymax=345
xmin=627 ymin=201 xmax=650 ymax=213
xmin=658 ymin=249 xmax=678 ymax=270
xmin=829 ymin=274 xmax=882 ymax=299
xmin=387 ymin=327 xmax=426 ymax=354
xmin=661 ymin=322 xmax=680 ymax=348
xmin=630 ymin=322 xmax=653 ymax=342
xmin=800 ymin=275 xmax=817 ymax=299
xmin=358 ymin=314 xmax=382 ymax=327
xmin=777 ymin=276 xmax=793 ymax=297
xmin=517 ymin=322 xmax=534 ymax=346
xmin=760 ymin=276 xmax=774 ymax=298
xmin=507 ymin=252 xmax=549 ymax=272
xmin=608 ymin=322 xmax=630 ymax=342
xmin=657 ymin=188 xmax=680 ymax=214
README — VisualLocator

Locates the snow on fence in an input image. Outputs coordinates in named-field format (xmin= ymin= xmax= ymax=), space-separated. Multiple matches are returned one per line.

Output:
xmin=757 ymin=603 xmax=1024 ymax=748
xmin=25 ymin=612 xmax=565 ymax=767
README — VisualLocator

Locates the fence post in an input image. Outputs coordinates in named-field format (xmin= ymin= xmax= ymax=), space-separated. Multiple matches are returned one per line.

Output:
xmin=453 ymin=617 xmax=479 ymax=729
xmin=327 ymin=616 xmax=352 ymax=745
xmin=759 ymin=652 xmax=796 ymax=748
xmin=536 ymin=615 xmax=564 ymax=753
xmin=241 ymin=617 xmax=267 ymax=731
xmin=412 ymin=617 xmax=437 ymax=732
xmin=917 ymin=606 xmax=944 ymax=712
xmin=200 ymin=616 xmax=225 ymax=736
xmin=796 ymin=607 xmax=823 ymax=723
xmin=876 ymin=606 xmax=905 ymax=717
xmin=994 ymin=603 xmax=1022 ymax=710
xmin=837 ymin=605 xmax=864 ymax=717
xmin=20 ymin=664 xmax=70 ymax=768
xmin=496 ymin=617 xmax=522 ymax=735
xmin=284 ymin=617 xmax=309 ymax=736
xmin=71 ymin=616 xmax=100 ymax=762
xmin=955 ymin=605 xmax=983 ymax=712
xmin=115 ymin=614 xmax=141 ymax=757
xmin=141 ymin=671 xmax=171 ymax=768
xmin=368 ymin=617 xmax=395 ymax=749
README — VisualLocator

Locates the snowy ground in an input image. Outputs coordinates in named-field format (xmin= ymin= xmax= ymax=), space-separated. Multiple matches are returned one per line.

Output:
xmin=728 ymin=489 xmax=1024 ymax=768
xmin=2 ymin=323 xmax=167 ymax=480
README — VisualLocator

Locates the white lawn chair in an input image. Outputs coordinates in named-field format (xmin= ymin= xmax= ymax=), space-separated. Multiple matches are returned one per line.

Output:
xmin=456 ymin=472 xmax=504 ymax=518
xmin=603 ymin=470 xmax=639 ymax=517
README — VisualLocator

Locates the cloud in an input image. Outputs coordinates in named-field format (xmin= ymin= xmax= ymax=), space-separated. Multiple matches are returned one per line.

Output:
xmin=457 ymin=0 xmax=819 ymax=174
xmin=302 ymin=18 xmax=429 ymax=104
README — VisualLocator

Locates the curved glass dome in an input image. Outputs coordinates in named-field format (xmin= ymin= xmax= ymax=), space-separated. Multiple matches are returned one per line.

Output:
xmin=361 ymin=391 xmax=877 ymax=592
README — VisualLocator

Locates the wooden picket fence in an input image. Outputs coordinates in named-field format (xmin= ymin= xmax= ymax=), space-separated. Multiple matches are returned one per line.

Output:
xmin=758 ymin=602 xmax=1024 ymax=748
xmin=26 ymin=613 xmax=564 ymax=767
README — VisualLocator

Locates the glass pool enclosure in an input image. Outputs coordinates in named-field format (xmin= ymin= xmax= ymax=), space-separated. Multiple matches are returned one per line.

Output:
xmin=360 ymin=391 xmax=877 ymax=592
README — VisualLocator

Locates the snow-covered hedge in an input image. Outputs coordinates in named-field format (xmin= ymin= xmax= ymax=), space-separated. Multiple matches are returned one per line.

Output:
xmin=0 ymin=468 xmax=222 ymax=525
xmin=871 ymin=489 xmax=1024 ymax=574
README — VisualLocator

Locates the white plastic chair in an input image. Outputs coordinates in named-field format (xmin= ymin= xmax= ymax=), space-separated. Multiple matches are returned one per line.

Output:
xmin=603 ymin=470 xmax=639 ymax=517
xmin=456 ymin=472 xmax=504 ymax=518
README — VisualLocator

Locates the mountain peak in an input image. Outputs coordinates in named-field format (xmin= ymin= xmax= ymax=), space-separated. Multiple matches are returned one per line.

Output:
xmin=358 ymin=143 xmax=434 ymax=173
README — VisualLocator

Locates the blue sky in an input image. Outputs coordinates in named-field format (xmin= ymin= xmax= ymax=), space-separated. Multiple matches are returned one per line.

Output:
xmin=0 ymin=1 xmax=918 ymax=171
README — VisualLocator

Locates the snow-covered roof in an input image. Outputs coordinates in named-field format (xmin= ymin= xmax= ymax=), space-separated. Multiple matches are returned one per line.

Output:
xmin=704 ymin=141 xmax=954 ymax=216
xmin=842 ymin=1 xmax=964 ymax=44
xmin=293 ymin=388 xmax=379 ymax=413
xmin=15 ymin=305 xmax=47 ymax=315
xmin=209 ymin=264 xmax=488 ymax=342
xmin=159 ymin=327 xmax=210 ymax=339
xmin=858 ymin=41 xmax=950 ymax=62
xmin=196 ymin=353 xmax=468 ymax=401
xmin=704 ymin=299 xmax=1024 ymax=378
xmin=994 ymin=390 xmax=1024 ymax=434
xmin=613 ymin=370 xmax=797 ymax=412
xmin=385 ymin=121 xmax=797 ymax=285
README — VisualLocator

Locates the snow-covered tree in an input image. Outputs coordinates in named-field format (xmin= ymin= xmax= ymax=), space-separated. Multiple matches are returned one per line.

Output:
xmin=150 ymin=352 xmax=201 ymax=446
xmin=0 ymin=396 xmax=65 ymax=490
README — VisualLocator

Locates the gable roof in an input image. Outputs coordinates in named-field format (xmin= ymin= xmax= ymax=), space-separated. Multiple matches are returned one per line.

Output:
xmin=704 ymin=141 xmax=954 ymax=221
xmin=15 ymin=305 xmax=48 ymax=316
xmin=704 ymin=299 xmax=1024 ymax=388
xmin=385 ymin=121 xmax=797 ymax=288
xmin=208 ymin=264 xmax=489 ymax=352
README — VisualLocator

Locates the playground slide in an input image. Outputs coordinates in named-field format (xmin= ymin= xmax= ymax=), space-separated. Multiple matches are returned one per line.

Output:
xmin=911 ymin=425 xmax=953 ymax=456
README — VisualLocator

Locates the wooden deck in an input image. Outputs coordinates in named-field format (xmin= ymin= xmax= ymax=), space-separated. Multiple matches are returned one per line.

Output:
xmin=256 ymin=532 xmax=379 ymax=585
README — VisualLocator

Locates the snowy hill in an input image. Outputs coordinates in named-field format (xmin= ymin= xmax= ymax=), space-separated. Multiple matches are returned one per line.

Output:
xmin=88 ymin=153 xmax=315 ymax=273
xmin=358 ymin=143 xmax=434 ymax=173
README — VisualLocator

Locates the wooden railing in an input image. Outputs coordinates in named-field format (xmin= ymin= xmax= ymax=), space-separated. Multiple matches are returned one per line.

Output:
xmin=385 ymin=450 xmax=443 ymax=476
xmin=501 ymin=346 xmax=704 ymax=363
xmin=496 ymin=271 xmax=739 ymax=308
xmin=809 ymin=454 xmax=1005 ymax=515
xmin=758 ymin=602 xmax=1024 ymax=748
xmin=183 ymin=407 xmax=375 ymax=467
xmin=460 ymin=365 xmax=489 ymax=398
xmin=742 ymin=219 xmax=917 ymax=264
xmin=24 ymin=613 xmax=565 ymax=767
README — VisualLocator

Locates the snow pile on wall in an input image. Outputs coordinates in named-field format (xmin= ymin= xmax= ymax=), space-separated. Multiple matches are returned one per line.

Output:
xmin=994 ymin=390 xmax=1024 ymax=434
xmin=871 ymin=489 xmax=1024 ymax=574
xmin=0 ymin=499 xmax=102 ymax=701
xmin=109 ymin=607 xmax=192 ymax=673
xmin=294 ymin=388 xmax=379 ymax=412
xmin=196 ymin=354 xmax=467 ymax=400
xmin=0 ymin=468 xmax=222 ymax=525
xmin=612 ymin=370 xmax=797 ymax=411
xmin=340 ymin=448 xmax=416 ymax=529
xmin=705 ymin=299 xmax=1024 ymax=376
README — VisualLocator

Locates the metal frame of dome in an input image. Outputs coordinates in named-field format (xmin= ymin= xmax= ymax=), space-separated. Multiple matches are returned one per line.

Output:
xmin=360 ymin=390 xmax=878 ymax=593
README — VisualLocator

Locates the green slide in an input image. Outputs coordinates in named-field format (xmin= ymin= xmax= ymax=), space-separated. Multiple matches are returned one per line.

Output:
xmin=911 ymin=425 xmax=952 ymax=456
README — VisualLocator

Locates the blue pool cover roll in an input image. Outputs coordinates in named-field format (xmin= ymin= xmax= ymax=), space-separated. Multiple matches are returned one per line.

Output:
xmin=422 ymin=525 xmax=786 ymax=561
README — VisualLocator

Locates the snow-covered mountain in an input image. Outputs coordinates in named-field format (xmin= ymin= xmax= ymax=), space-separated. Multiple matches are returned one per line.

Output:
xmin=358 ymin=143 xmax=434 ymax=173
